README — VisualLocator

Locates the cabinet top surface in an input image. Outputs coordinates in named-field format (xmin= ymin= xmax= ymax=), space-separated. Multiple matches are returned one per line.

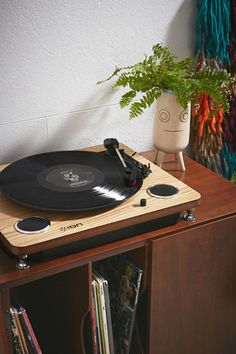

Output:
xmin=0 ymin=149 xmax=235 ymax=288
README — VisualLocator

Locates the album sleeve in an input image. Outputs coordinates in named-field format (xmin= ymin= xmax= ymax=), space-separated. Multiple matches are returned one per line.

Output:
xmin=93 ymin=273 xmax=107 ymax=353
xmin=122 ymin=259 xmax=143 ymax=354
xmin=19 ymin=305 xmax=42 ymax=354
xmin=95 ymin=254 xmax=143 ymax=354
xmin=11 ymin=306 xmax=29 ymax=354
xmin=91 ymin=280 xmax=98 ymax=354
xmin=93 ymin=271 xmax=113 ymax=354
xmin=16 ymin=305 xmax=41 ymax=354
xmin=92 ymin=279 xmax=102 ymax=354
xmin=9 ymin=307 xmax=24 ymax=354
xmin=102 ymin=278 xmax=115 ymax=354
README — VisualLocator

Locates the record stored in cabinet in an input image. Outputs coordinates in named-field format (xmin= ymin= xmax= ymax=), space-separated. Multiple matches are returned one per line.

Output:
xmin=0 ymin=139 xmax=201 ymax=268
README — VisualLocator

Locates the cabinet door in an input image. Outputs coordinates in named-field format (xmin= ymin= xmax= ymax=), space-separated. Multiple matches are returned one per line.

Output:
xmin=149 ymin=216 xmax=236 ymax=354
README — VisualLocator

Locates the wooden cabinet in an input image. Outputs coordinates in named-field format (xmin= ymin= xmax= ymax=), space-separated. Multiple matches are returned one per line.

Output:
xmin=0 ymin=154 xmax=236 ymax=354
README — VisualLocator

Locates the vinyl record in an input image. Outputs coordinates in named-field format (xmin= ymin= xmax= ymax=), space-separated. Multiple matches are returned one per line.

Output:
xmin=0 ymin=151 xmax=143 ymax=212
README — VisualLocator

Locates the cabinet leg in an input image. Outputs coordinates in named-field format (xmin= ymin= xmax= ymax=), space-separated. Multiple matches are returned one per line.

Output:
xmin=16 ymin=255 xmax=30 ymax=270
xmin=183 ymin=209 xmax=196 ymax=222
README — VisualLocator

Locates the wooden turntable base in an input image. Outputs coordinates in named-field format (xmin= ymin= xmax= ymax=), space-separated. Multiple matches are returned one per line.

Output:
xmin=0 ymin=144 xmax=201 ymax=260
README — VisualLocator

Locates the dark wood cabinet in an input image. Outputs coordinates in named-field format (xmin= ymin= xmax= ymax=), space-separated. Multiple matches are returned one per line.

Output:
xmin=0 ymin=153 xmax=236 ymax=354
xmin=149 ymin=216 xmax=236 ymax=354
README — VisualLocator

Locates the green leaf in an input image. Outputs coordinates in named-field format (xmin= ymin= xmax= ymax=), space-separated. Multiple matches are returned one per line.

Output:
xmin=97 ymin=43 xmax=233 ymax=118
xmin=120 ymin=91 xmax=137 ymax=108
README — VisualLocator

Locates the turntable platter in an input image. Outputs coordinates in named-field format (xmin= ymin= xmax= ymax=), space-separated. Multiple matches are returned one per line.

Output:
xmin=0 ymin=151 xmax=143 ymax=212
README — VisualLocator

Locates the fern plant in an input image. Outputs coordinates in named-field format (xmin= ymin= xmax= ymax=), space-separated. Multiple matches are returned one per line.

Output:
xmin=97 ymin=43 xmax=232 ymax=119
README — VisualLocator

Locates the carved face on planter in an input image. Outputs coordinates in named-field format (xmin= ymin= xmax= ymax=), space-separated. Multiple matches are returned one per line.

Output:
xmin=153 ymin=91 xmax=191 ymax=153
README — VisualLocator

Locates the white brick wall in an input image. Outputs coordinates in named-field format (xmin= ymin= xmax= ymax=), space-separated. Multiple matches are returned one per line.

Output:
xmin=0 ymin=0 xmax=196 ymax=163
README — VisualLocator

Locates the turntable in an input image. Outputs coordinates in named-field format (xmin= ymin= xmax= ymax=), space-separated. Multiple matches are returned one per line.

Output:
xmin=0 ymin=139 xmax=201 ymax=268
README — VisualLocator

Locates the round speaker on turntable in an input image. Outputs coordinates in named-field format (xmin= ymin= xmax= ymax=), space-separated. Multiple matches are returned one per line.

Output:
xmin=15 ymin=216 xmax=50 ymax=234
xmin=147 ymin=184 xmax=179 ymax=198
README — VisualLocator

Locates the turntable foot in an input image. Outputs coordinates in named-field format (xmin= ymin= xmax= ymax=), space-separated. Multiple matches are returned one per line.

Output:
xmin=183 ymin=208 xmax=196 ymax=222
xmin=16 ymin=255 xmax=30 ymax=270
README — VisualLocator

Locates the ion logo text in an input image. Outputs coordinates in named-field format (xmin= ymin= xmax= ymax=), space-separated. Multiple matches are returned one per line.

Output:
xmin=59 ymin=223 xmax=83 ymax=232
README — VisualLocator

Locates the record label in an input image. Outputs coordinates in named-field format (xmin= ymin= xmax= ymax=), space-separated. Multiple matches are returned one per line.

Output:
xmin=38 ymin=164 xmax=104 ymax=192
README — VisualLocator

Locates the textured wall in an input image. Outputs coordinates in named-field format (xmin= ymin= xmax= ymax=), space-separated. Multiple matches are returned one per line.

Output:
xmin=0 ymin=0 xmax=196 ymax=163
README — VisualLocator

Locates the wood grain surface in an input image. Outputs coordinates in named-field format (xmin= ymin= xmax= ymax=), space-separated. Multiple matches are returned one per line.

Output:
xmin=0 ymin=146 xmax=200 ymax=255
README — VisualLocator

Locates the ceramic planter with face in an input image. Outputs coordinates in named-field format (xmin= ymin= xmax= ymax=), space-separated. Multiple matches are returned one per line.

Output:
xmin=153 ymin=91 xmax=191 ymax=171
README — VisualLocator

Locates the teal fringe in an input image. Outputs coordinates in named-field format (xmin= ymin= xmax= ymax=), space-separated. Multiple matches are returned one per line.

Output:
xmin=195 ymin=0 xmax=231 ymax=64
xmin=194 ymin=0 xmax=236 ymax=180
xmin=221 ymin=142 xmax=236 ymax=179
